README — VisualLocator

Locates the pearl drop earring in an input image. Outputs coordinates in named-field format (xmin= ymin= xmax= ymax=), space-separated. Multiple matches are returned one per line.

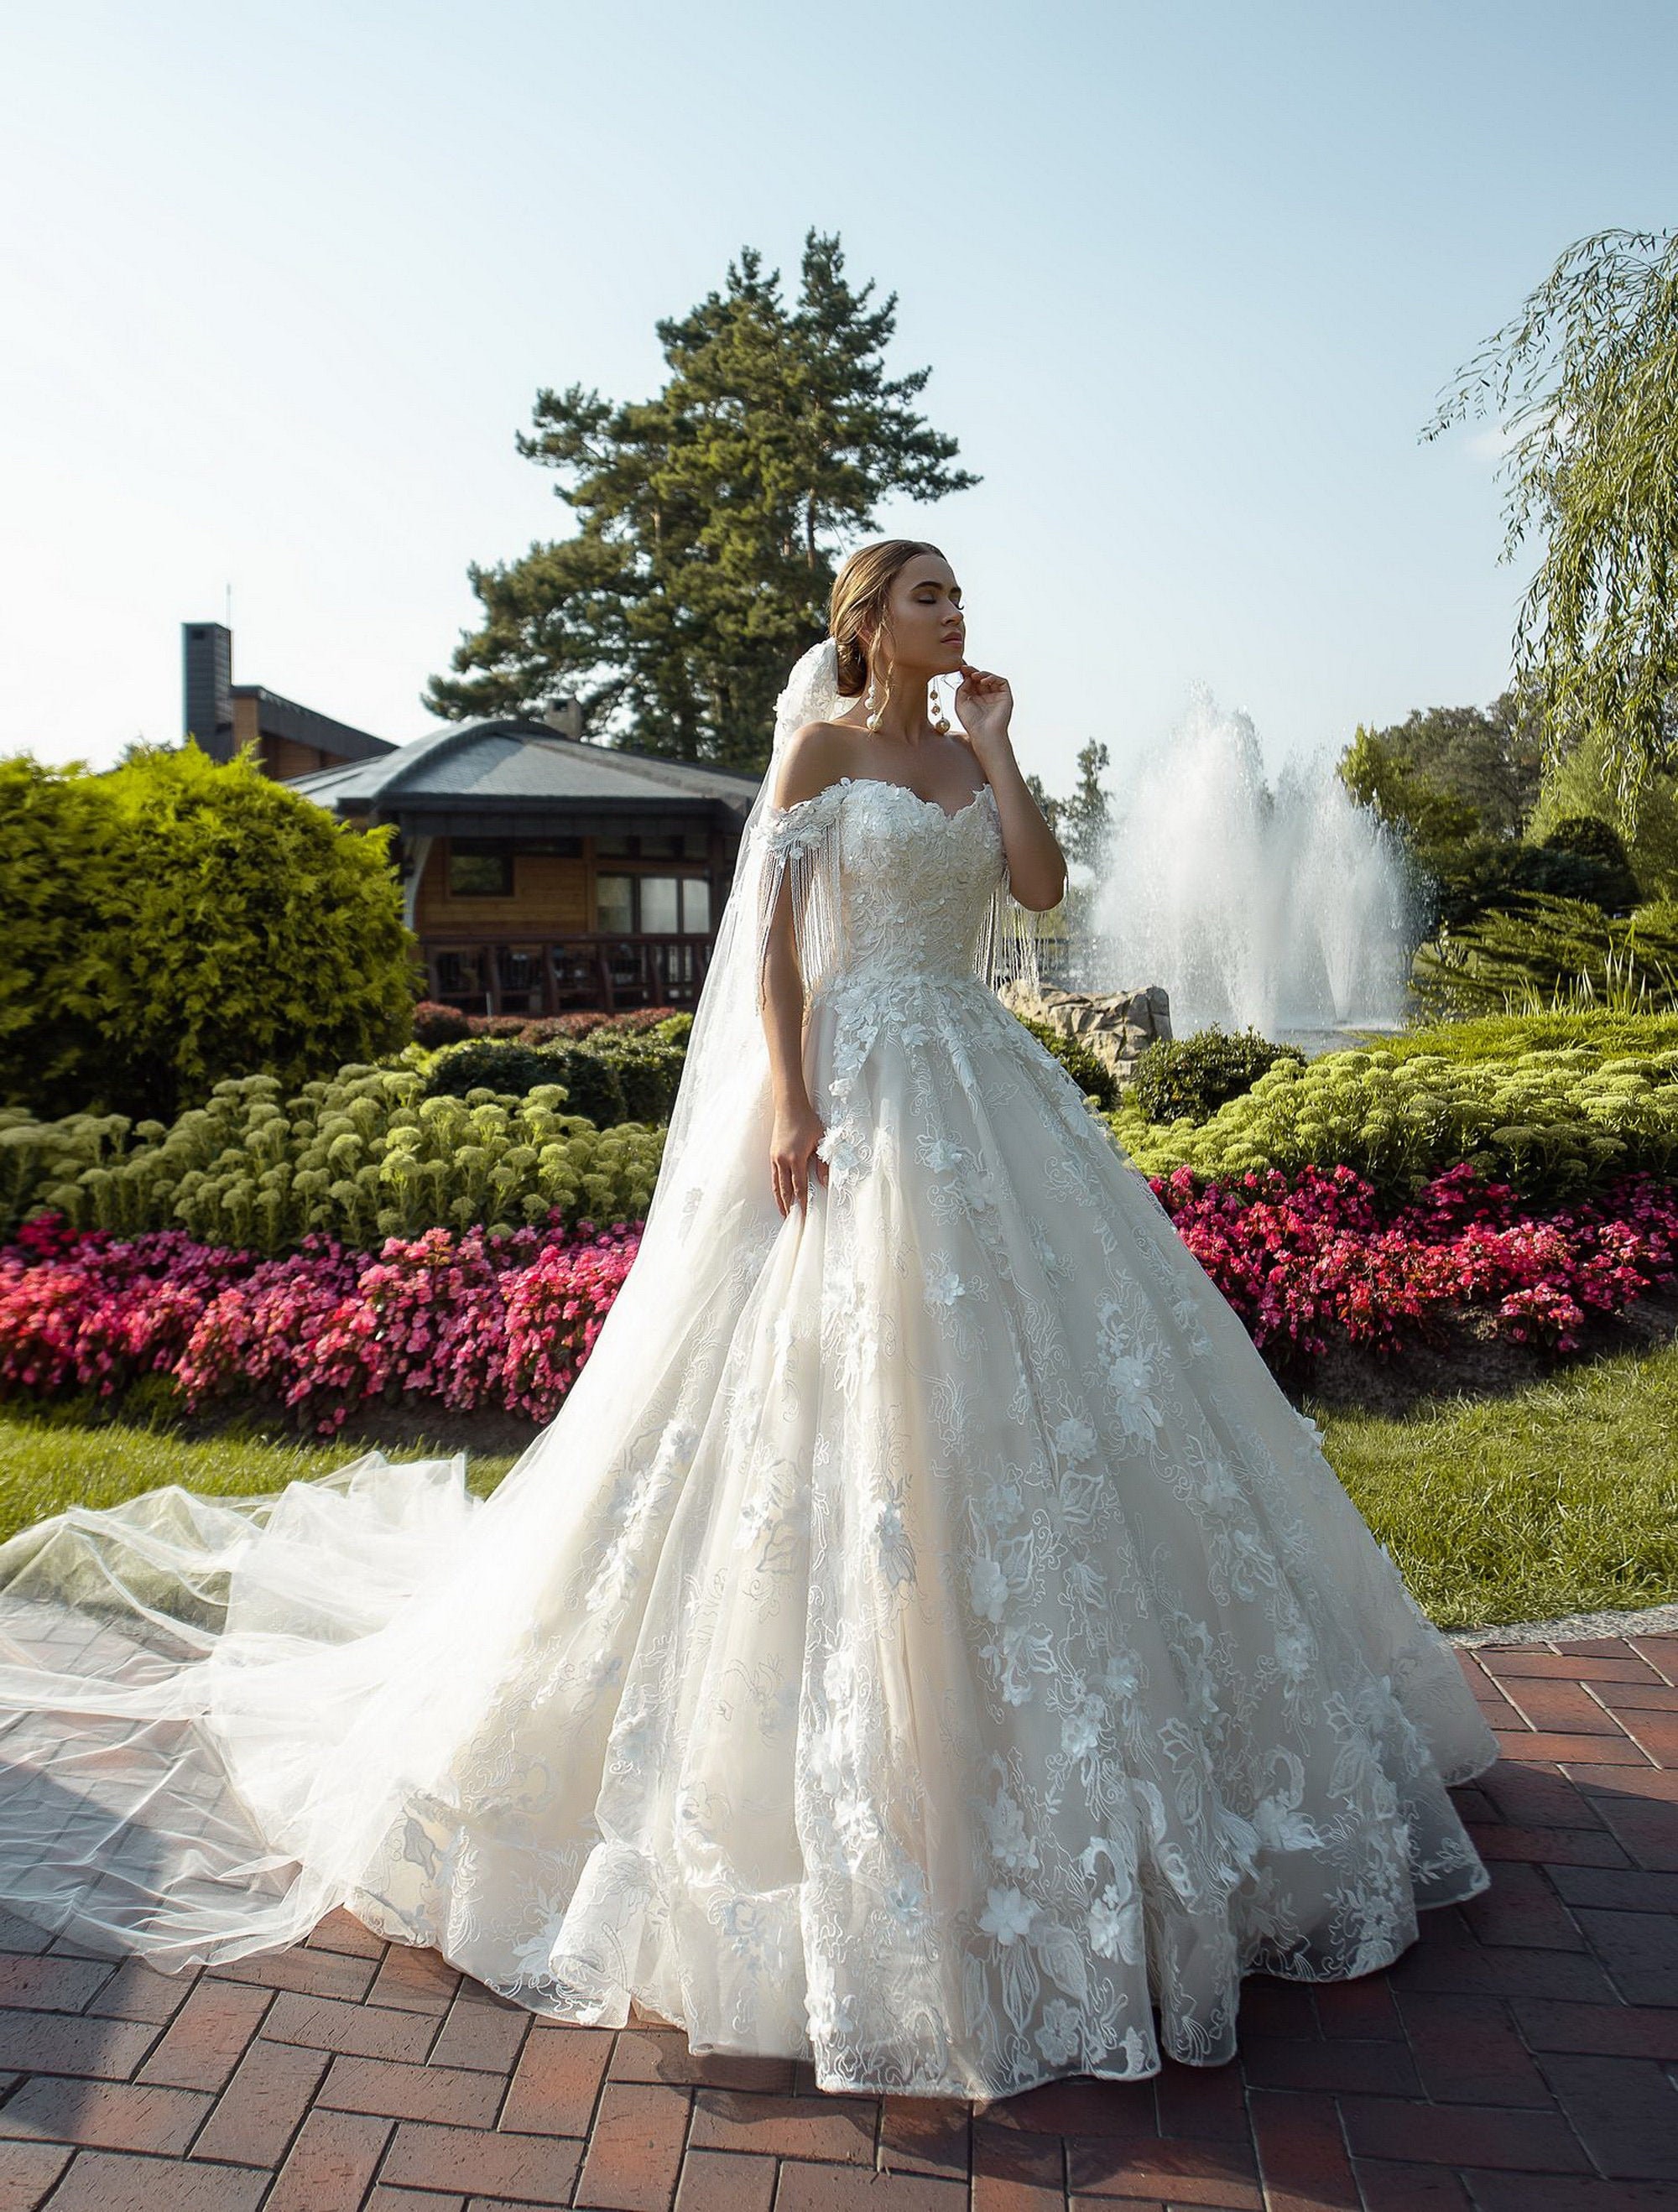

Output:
xmin=928 ymin=678 xmax=951 ymax=736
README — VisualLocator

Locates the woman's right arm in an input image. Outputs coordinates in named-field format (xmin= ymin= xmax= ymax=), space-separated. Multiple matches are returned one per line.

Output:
xmin=762 ymin=882 xmax=827 ymax=1218
xmin=759 ymin=725 xmax=843 ymax=1218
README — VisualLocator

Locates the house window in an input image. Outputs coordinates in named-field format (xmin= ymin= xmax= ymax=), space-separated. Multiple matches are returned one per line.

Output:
xmin=640 ymin=876 xmax=680 ymax=935
xmin=596 ymin=874 xmax=635 ymax=934
xmin=593 ymin=873 xmax=712 ymax=934
xmin=448 ymin=840 xmax=513 ymax=896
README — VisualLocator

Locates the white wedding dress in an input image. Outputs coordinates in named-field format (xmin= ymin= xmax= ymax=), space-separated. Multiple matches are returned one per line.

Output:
xmin=0 ymin=770 xmax=1498 ymax=2102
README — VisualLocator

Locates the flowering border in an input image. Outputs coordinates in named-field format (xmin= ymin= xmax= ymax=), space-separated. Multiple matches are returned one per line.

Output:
xmin=3 ymin=1163 xmax=1675 ymax=1436
xmin=0 ymin=1211 xmax=640 ymax=1434
xmin=1151 ymin=1162 xmax=1678 ymax=1366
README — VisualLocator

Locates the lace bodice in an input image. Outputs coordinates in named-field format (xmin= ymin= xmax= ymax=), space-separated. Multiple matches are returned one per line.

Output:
xmin=751 ymin=774 xmax=1037 ymax=1008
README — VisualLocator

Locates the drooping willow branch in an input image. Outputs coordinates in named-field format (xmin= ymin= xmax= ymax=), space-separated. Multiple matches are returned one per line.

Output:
xmin=1422 ymin=227 xmax=1678 ymax=830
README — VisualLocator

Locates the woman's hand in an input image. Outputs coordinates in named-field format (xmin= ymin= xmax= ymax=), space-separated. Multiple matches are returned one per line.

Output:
xmin=953 ymin=661 xmax=1015 ymax=764
xmin=770 ymin=1099 xmax=829 ymax=1217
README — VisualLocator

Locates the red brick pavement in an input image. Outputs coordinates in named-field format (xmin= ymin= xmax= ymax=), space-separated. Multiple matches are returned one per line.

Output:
xmin=0 ymin=1634 xmax=1673 ymax=2210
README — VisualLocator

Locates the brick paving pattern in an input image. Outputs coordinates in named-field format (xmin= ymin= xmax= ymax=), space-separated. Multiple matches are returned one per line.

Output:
xmin=0 ymin=1632 xmax=1672 ymax=2209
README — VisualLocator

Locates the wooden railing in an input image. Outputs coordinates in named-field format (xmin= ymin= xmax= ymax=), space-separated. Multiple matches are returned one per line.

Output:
xmin=423 ymin=933 xmax=715 ymax=1017
xmin=425 ymin=926 xmax=1075 ymax=1018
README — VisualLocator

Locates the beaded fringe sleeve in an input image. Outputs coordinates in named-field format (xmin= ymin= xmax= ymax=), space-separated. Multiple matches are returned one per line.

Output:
xmin=973 ymin=847 xmax=1042 ymax=1002
xmin=751 ymin=786 xmax=1041 ymax=1015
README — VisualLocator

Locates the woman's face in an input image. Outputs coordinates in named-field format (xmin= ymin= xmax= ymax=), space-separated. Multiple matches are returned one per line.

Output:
xmin=870 ymin=554 xmax=966 ymax=678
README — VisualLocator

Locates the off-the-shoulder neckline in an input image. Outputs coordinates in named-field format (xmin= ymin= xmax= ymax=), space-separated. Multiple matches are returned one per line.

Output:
xmin=773 ymin=774 xmax=994 ymax=825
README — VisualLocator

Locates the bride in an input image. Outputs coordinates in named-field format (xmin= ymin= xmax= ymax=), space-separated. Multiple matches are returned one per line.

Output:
xmin=0 ymin=538 xmax=1497 ymax=2103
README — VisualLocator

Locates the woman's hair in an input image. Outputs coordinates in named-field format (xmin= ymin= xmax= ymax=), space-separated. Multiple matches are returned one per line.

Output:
xmin=830 ymin=539 xmax=945 ymax=698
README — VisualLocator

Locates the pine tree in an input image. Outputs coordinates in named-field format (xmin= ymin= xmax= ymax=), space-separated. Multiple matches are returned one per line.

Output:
xmin=424 ymin=231 xmax=977 ymax=769
xmin=1056 ymin=740 xmax=1113 ymax=874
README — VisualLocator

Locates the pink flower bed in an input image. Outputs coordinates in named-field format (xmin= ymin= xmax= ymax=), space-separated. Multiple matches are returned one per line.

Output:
xmin=1151 ymin=1162 xmax=1678 ymax=1367
xmin=0 ymin=1211 xmax=641 ymax=1433
xmin=3 ymin=1163 xmax=1675 ymax=1431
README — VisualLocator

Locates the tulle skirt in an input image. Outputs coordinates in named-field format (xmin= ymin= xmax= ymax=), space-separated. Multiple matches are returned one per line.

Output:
xmin=0 ymin=969 xmax=1497 ymax=2100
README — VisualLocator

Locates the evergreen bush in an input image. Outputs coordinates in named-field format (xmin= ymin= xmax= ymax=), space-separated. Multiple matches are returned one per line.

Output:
xmin=1533 ymin=815 xmax=1642 ymax=910
xmin=1412 ymin=896 xmax=1678 ymax=1020
xmin=0 ymin=745 xmax=419 ymax=1122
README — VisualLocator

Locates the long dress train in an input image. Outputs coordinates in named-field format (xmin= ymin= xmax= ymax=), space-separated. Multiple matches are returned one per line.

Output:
xmin=0 ymin=771 xmax=1497 ymax=2101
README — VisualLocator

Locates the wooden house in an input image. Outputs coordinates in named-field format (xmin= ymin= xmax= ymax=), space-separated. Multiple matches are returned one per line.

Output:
xmin=185 ymin=619 xmax=759 ymax=1016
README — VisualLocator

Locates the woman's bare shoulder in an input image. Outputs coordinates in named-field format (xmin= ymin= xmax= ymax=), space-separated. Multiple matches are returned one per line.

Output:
xmin=770 ymin=720 xmax=860 ymax=811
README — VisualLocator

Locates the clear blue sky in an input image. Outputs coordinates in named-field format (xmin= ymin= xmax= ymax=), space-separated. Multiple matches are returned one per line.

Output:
xmin=3 ymin=0 xmax=1672 ymax=798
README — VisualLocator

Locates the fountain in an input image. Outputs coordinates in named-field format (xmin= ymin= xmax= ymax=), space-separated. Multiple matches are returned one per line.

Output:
xmin=1076 ymin=685 xmax=1420 ymax=1054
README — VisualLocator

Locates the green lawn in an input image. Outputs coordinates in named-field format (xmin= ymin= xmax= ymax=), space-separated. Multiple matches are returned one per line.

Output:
xmin=2 ymin=1344 xmax=1675 ymax=1632
xmin=0 ymin=1397 xmax=525 ymax=1548
xmin=1309 ymin=1337 xmax=1678 ymax=1628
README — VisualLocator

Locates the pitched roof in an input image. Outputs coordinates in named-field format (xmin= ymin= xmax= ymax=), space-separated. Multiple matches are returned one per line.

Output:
xmin=284 ymin=718 xmax=763 ymax=824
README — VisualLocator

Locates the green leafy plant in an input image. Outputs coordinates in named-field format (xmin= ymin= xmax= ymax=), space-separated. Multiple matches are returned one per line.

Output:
xmin=1412 ymin=896 xmax=1678 ymax=1020
xmin=1130 ymin=1028 xmax=1307 ymax=1125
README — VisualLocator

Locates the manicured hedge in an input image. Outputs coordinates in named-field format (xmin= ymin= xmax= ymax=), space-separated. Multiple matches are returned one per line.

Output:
xmin=410 ymin=1001 xmax=691 ymax=1049
xmin=0 ymin=1068 xmax=663 ymax=1254
xmin=1107 ymin=1037 xmax=1678 ymax=1204
xmin=421 ymin=1033 xmax=687 ymax=1125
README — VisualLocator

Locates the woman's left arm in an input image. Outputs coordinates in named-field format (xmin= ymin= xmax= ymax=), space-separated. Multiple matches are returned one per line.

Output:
xmin=956 ymin=664 xmax=1068 ymax=913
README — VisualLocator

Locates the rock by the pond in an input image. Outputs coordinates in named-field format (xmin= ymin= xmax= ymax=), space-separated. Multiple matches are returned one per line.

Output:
xmin=999 ymin=981 xmax=1171 ymax=1087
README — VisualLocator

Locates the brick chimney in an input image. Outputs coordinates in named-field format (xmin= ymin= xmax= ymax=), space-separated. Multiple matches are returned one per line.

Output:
xmin=539 ymin=696 xmax=584 ymax=740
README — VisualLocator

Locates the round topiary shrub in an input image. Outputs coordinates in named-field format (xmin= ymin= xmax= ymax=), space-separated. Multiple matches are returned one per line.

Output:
xmin=1543 ymin=815 xmax=1635 ymax=871
xmin=1130 ymin=1026 xmax=1307 ymax=1124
